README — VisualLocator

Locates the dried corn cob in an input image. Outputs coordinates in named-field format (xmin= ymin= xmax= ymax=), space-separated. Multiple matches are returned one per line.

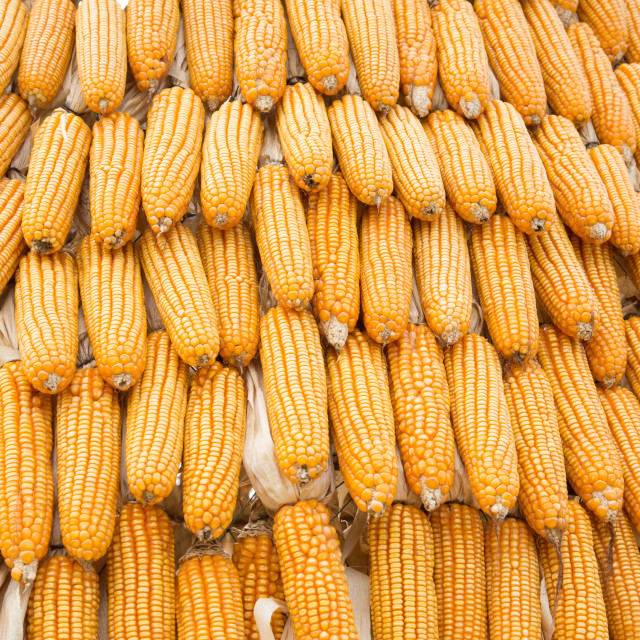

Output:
xmin=21 ymin=110 xmax=91 ymax=254
xmin=548 ymin=0 xmax=577 ymax=25
xmin=431 ymin=0 xmax=491 ymax=119
xmin=625 ymin=1 xmax=640 ymax=64
xmin=578 ymin=0 xmax=628 ymax=64
xmin=183 ymin=363 xmax=245 ymax=539
xmin=89 ymin=111 xmax=143 ymax=248
xmin=0 ymin=179 xmax=26 ymax=295
xmin=626 ymin=317 xmax=640 ymax=398
xmin=0 ymin=94 xmax=31 ymax=176
xmin=0 ymin=0 xmax=26 ymax=91
xmin=75 ymin=0 xmax=126 ymax=114
xmin=614 ymin=63 xmax=640 ymax=167
xmin=386 ymin=323 xmax=455 ymax=510
xmin=538 ymin=324 xmax=624 ymax=522
xmin=413 ymin=204 xmax=473 ymax=344
xmin=138 ymin=224 xmax=219 ymax=367
xmin=15 ymin=251 xmax=78 ymax=394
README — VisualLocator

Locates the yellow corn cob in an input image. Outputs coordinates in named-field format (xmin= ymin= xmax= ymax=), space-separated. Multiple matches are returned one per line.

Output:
xmin=470 ymin=212 xmax=539 ymax=362
xmin=538 ymin=324 xmax=624 ymax=522
xmin=533 ymin=115 xmax=614 ymax=243
xmin=475 ymin=0 xmax=546 ymax=127
xmin=360 ymin=196 xmax=412 ymax=345
xmin=138 ymin=224 xmax=220 ymax=367
xmin=522 ymin=0 xmax=593 ymax=128
xmin=341 ymin=0 xmax=399 ymax=112
xmin=431 ymin=0 xmax=491 ymax=119
xmin=413 ymin=204 xmax=473 ymax=344
xmin=234 ymin=0 xmax=287 ymax=112
xmin=539 ymin=500 xmax=608 ymax=640
xmin=275 ymin=82 xmax=332 ymax=193
xmin=126 ymin=0 xmax=178 ymax=92
xmin=326 ymin=329 xmax=397 ymax=514
xmin=0 ymin=362 xmax=53 ymax=583
xmin=578 ymin=0 xmax=628 ymax=64
xmin=430 ymin=503 xmax=487 ymax=640
xmin=626 ymin=317 xmax=640 ymax=398
xmin=107 ymin=503 xmax=175 ymax=640
xmin=77 ymin=237 xmax=146 ymax=390
xmin=250 ymin=163 xmax=314 ymax=309
xmin=0 ymin=179 xmax=26 ymax=295
xmin=386 ymin=323 xmax=455 ymax=510
xmin=368 ymin=503 xmax=438 ymax=640
xmin=0 ymin=93 xmax=31 ymax=176
xmin=273 ymin=500 xmax=358 ymax=639
xmin=89 ymin=111 xmax=143 ymax=248
xmin=232 ymin=518 xmax=285 ymax=640
xmin=126 ymin=331 xmax=188 ymax=505
xmin=284 ymin=0 xmax=349 ymax=95
xmin=142 ymin=86 xmax=205 ymax=234
xmin=15 ymin=251 xmax=78 ymax=394
xmin=378 ymin=105 xmax=445 ymax=220
xmin=423 ymin=110 xmax=496 ymax=224
xmin=473 ymin=100 xmax=555 ymax=234
xmin=572 ymin=236 xmax=626 ymax=387
xmin=183 ymin=0 xmax=234 ymax=111
xmin=569 ymin=23 xmax=636 ymax=166
xmin=614 ymin=63 xmax=640 ymax=168
xmin=21 ymin=110 xmax=91 ymax=254
xmin=183 ymin=362 xmax=245 ymax=539
xmin=444 ymin=333 xmax=520 ymax=521
xmin=200 ymin=100 xmax=263 ymax=230
xmin=0 ymin=0 xmax=26 ymax=92
xmin=327 ymin=94 xmax=393 ymax=205
xmin=75 ymin=0 xmax=126 ymax=114
xmin=307 ymin=172 xmax=360 ymax=349
xmin=197 ymin=221 xmax=260 ymax=368
xmin=17 ymin=0 xmax=75 ymax=107
xmin=260 ymin=306 xmax=329 ymax=483
xmin=625 ymin=1 xmax=640 ymax=64
xmin=56 ymin=366 xmax=120 ymax=564
xmin=27 ymin=556 xmax=99 ymax=639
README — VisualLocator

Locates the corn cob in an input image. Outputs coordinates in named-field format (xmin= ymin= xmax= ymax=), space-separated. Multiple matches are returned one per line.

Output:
xmin=250 ymin=163 xmax=314 ymax=309
xmin=177 ymin=542 xmax=245 ymax=640
xmin=0 ymin=0 xmax=26 ymax=92
xmin=307 ymin=172 xmax=360 ymax=349
xmin=75 ymin=0 xmax=126 ymax=114
xmin=378 ymin=105 xmax=445 ymax=220
xmin=473 ymin=100 xmax=555 ymax=234
xmin=126 ymin=0 xmax=178 ymax=92
xmin=475 ymin=0 xmax=546 ymax=127
xmin=142 ymin=86 xmax=205 ymax=234
xmin=431 ymin=0 xmax=491 ymax=119
xmin=326 ymin=329 xmax=397 ymax=514
xmin=538 ymin=324 xmax=624 ymax=522
xmin=532 ymin=115 xmax=614 ymax=243
xmin=15 ymin=251 xmax=78 ymax=394
xmin=368 ymin=503 xmax=438 ymax=640
xmin=0 ymin=362 xmax=53 ymax=582
xmin=77 ymin=237 xmax=146 ymax=390
xmin=626 ymin=317 xmax=640 ymax=399
xmin=232 ymin=518 xmax=285 ymax=640
xmin=423 ymin=110 xmax=496 ymax=224
xmin=444 ymin=333 xmax=520 ymax=521
xmin=234 ymin=0 xmax=287 ymax=112
xmin=27 ymin=555 xmax=99 ymax=640
xmin=0 ymin=94 xmax=31 ymax=176
xmin=386 ymin=324 xmax=455 ymax=510
xmin=284 ymin=0 xmax=349 ymax=95
xmin=0 ymin=179 xmax=25 ymax=295
xmin=577 ymin=0 xmax=628 ymax=65
xmin=183 ymin=0 xmax=234 ymax=111
xmin=431 ymin=503 xmax=487 ymax=640
xmin=200 ymin=100 xmax=263 ymax=230
xmin=470 ymin=213 xmax=539 ymax=362
xmin=625 ymin=1 xmax=640 ymax=64
xmin=107 ymin=503 xmax=175 ymax=640
xmin=614 ymin=63 xmax=640 ymax=168
xmin=569 ymin=23 xmax=636 ymax=166
xmin=21 ymin=110 xmax=91 ymax=254
xmin=413 ymin=204 xmax=473 ymax=344
xmin=273 ymin=500 xmax=358 ymax=639
xmin=89 ymin=111 xmax=143 ymax=248
xmin=197 ymin=221 xmax=260 ymax=368
xmin=548 ymin=0 xmax=577 ymax=25
xmin=138 ymin=224 xmax=220 ymax=367
xmin=572 ymin=236 xmax=626 ymax=387
xmin=327 ymin=94 xmax=393 ymax=205
xmin=521 ymin=0 xmax=593 ymax=128
xmin=275 ymin=82 xmax=332 ymax=192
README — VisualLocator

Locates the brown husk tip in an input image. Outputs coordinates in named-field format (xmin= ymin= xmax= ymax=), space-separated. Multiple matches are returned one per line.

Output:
xmin=546 ymin=527 xmax=564 ymax=624
xmin=178 ymin=539 xmax=229 ymax=566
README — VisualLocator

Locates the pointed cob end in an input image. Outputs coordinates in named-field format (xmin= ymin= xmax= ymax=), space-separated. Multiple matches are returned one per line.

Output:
xmin=577 ymin=320 xmax=594 ymax=341
xmin=420 ymin=200 xmax=442 ymax=221
xmin=157 ymin=216 xmax=173 ymax=234
xmin=489 ymin=494 xmax=509 ymax=523
xmin=530 ymin=216 xmax=547 ymax=233
xmin=459 ymin=94 xmax=482 ymax=120
xmin=321 ymin=316 xmax=348 ymax=350
xmin=420 ymin=480 xmax=444 ymax=512
xmin=143 ymin=490 xmax=157 ymax=504
xmin=589 ymin=222 xmax=609 ymax=242
xmin=104 ymin=231 xmax=125 ymax=249
xmin=408 ymin=86 xmax=431 ymax=119
xmin=472 ymin=204 xmax=491 ymax=224
xmin=622 ymin=144 xmax=634 ymax=167
xmin=32 ymin=238 xmax=54 ymax=254
xmin=554 ymin=5 xmax=573 ymax=27
xmin=441 ymin=327 xmax=461 ymax=345
xmin=43 ymin=372 xmax=61 ymax=393
xmin=206 ymin=98 xmax=221 ymax=112
xmin=98 ymin=98 xmax=109 ymax=114
xmin=254 ymin=94 xmax=274 ymax=113
xmin=321 ymin=74 xmax=338 ymax=95
xmin=112 ymin=372 xmax=134 ymax=390
xmin=215 ymin=212 xmax=229 ymax=229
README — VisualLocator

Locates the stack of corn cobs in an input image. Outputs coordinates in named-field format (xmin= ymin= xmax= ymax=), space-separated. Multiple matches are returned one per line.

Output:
xmin=2 ymin=0 xmax=640 ymax=636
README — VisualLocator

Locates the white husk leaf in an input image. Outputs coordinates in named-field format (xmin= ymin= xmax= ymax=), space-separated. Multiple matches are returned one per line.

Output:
xmin=286 ymin=21 xmax=305 ymax=80
xmin=62 ymin=49 xmax=90 ymax=114
xmin=345 ymin=567 xmax=371 ymax=640
xmin=344 ymin=53 xmax=361 ymax=97
xmin=393 ymin=447 xmax=422 ymax=507
xmin=258 ymin=115 xmax=284 ymax=165
xmin=579 ymin=121 xmax=600 ymax=147
xmin=431 ymin=77 xmax=449 ymax=112
xmin=0 ymin=575 xmax=33 ymax=640
xmin=446 ymin=445 xmax=481 ymax=510
xmin=119 ymin=79 xmax=159 ymax=126
xmin=142 ymin=274 xmax=165 ymax=333
xmin=76 ymin=306 xmax=94 ymax=367
xmin=489 ymin=67 xmax=501 ymax=101
xmin=168 ymin=17 xmax=190 ymax=89
xmin=408 ymin=271 xmax=425 ymax=325
xmin=540 ymin=576 xmax=554 ymax=640
xmin=0 ymin=285 xmax=18 ymax=350
xmin=10 ymin=115 xmax=43 ymax=173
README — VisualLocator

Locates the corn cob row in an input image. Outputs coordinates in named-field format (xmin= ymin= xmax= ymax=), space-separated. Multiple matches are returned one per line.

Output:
xmin=614 ymin=62 xmax=640 ymax=168
xmin=577 ymin=0 xmax=628 ymax=65
xmin=0 ymin=94 xmax=31 ymax=177
xmin=0 ymin=179 xmax=26 ymax=295
xmin=0 ymin=0 xmax=26 ymax=93
xmin=625 ymin=1 xmax=640 ymax=64
xmin=626 ymin=317 xmax=640 ymax=399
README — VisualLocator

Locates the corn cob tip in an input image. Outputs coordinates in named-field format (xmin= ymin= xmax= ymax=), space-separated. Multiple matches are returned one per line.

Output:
xmin=104 ymin=230 xmax=126 ymax=249
xmin=554 ymin=5 xmax=573 ymax=27
xmin=589 ymin=222 xmax=609 ymax=241
xmin=157 ymin=216 xmax=174 ymax=234
xmin=112 ymin=372 xmax=134 ymax=390
xmin=31 ymin=238 xmax=54 ymax=254
xmin=442 ymin=327 xmax=461 ymax=345
xmin=577 ymin=320 xmax=595 ymax=340
xmin=421 ymin=481 xmax=445 ymax=511
xmin=622 ymin=143 xmax=634 ymax=167
xmin=321 ymin=316 xmax=349 ymax=350
xmin=254 ymin=95 xmax=274 ymax=113
xmin=321 ymin=74 xmax=338 ymax=94
xmin=529 ymin=114 xmax=542 ymax=129
xmin=590 ymin=487 xmax=621 ymax=522
xmin=530 ymin=216 xmax=547 ymax=233
xmin=490 ymin=494 xmax=509 ymax=522
xmin=205 ymin=97 xmax=222 ymax=112
xmin=471 ymin=204 xmax=491 ymax=224
xmin=11 ymin=559 xmax=38 ymax=584
xmin=98 ymin=98 xmax=110 ymax=114
xmin=42 ymin=372 xmax=61 ymax=393
xmin=459 ymin=94 xmax=483 ymax=120
xmin=143 ymin=490 xmax=157 ymax=504
xmin=408 ymin=86 xmax=431 ymax=118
